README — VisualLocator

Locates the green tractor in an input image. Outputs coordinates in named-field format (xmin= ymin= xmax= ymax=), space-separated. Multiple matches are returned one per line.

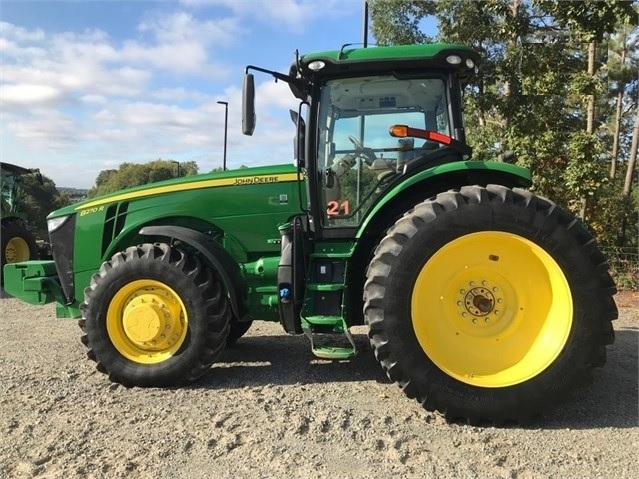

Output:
xmin=3 ymin=43 xmax=616 ymax=424
xmin=1 ymin=162 xmax=42 ymax=278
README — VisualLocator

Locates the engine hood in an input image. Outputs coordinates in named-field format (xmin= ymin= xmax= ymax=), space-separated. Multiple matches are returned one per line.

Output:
xmin=48 ymin=163 xmax=299 ymax=219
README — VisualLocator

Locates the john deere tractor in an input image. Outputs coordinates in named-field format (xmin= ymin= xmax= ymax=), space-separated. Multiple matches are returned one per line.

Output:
xmin=1 ymin=162 xmax=41 ymax=280
xmin=3 ymin=44 xmax=616 ymax=424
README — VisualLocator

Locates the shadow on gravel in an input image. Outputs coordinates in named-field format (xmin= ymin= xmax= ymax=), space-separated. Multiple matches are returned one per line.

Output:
xmin=531 ymin=329 xmax=638 ymax=430
xmin=196 ymin=329 xmax=638 ymax=430
xmin=195 ymin=332 xmax=389 ymax=389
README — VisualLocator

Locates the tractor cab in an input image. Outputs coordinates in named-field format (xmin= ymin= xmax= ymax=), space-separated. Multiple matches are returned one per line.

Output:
xmin=1 ymin=162 xmax=40 ymax=216
xmin=310 ymin=73 xmax=471 ymax=232
xmin=243 ymin=44 xmax=479 ymax=239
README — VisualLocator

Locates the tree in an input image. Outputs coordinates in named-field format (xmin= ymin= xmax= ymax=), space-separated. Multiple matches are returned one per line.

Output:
xmin=18 ymin=173 xmax=70 ymax=240
xmin=368 ymin=0 xmax=436 ymax=45
xmin=88 ymin=160 xmax=199 ymax=198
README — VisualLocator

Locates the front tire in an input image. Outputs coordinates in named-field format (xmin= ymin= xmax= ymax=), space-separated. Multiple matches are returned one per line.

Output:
xmin=363 ymin=185 xmax=617 ymax=424
xmin=226 ymin=318 xmax=253 ymax=345
xmin=80 ymin=243 xmax=230 ymax=387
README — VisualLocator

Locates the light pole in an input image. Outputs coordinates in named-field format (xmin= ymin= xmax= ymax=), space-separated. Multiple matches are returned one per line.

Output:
xmin=171 ymin=160 xmax=180 ymax=178
xmin=217 ymin=101 xmax=228 ymax=170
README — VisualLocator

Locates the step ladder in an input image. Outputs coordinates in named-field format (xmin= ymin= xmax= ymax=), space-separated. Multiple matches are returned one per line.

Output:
xmin=301 ymin=246 xmax=357 ymax=359
xmin=303 ymin=315 xmax=357 ymax=359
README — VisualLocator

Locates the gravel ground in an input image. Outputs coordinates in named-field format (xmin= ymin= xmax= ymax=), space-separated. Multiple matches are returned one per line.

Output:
xmin=0 ymin=291 xmax=637 ymax=479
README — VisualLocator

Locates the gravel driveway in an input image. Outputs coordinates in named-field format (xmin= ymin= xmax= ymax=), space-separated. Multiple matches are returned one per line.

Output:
xmin=1 ymin=291 xmax=637 ymax=479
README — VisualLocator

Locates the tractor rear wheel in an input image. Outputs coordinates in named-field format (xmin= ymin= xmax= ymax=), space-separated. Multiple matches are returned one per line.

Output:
xmin=363 ymin=185 xmax=617 ymax=424
xmin=1 ymin=221 xmax=38 ymax=266
xmin=80 ymin=243 xmax=230 ymax=387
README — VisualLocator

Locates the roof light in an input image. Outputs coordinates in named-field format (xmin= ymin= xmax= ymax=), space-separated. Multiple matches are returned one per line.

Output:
xmin=307 ymin=60 xmax=325 ymax=71
xmin=446 ymin=55 xmax=462 ymax=65
xmin=465 ymin=58 xmax=475 ymax=69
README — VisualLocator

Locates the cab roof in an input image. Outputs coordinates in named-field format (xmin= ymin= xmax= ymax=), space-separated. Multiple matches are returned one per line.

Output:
xmin=298 ymin=43 xmax=479 ymax=85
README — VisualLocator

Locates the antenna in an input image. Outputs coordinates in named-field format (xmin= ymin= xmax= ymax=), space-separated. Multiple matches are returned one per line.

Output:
xmin=362 ymin=0 xmax=369 ymax=47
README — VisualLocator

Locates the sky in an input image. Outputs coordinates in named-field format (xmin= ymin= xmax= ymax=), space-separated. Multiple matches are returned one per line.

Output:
xmin=0 ymin=0 xmax=386 ymax=189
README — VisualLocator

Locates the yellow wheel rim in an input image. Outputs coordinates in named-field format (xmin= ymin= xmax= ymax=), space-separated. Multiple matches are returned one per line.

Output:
xmin=5 ymin=237 xmax=30 ymax=263
xmin=107 ymin=280 xmax=188 ymax=364
xmin=411 ymin=231 xmax=572 ymax=388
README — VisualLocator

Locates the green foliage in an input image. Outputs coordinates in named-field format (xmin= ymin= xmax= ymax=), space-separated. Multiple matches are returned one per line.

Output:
xmin=88 ymin=160 xmax=198 ymax=198
xmin=14 ymin=173 xmax=71 ymax=240
xmin=339 ymin=166 xmax=379 ymax=213
xmin=564 ymin=131 xmax=608 ymax=198
xmin=368 ymin=0 xmax=436 ymax=45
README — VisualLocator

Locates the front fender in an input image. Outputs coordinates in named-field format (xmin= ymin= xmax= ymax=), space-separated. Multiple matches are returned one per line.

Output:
xmin=139 ymin=225 xmax=248 ymax=321
xmin=357 ymin=161 xmax=532 ymax=238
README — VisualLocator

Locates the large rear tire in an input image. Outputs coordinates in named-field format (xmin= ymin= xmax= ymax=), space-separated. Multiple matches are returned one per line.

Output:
xmin=80 ymin=243 xmax=230 ymax=387
xmin=363 ymin=185 xmax=617 ymax=424
xmin=1 ymin=221 xmax=38 ymax=264
xmin=1 ymin=221 xmax=38 ymax=285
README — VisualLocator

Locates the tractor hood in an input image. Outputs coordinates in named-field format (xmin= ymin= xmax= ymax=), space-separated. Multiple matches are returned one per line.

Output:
xmin=48 ymin=163 xmax=299 ymax=219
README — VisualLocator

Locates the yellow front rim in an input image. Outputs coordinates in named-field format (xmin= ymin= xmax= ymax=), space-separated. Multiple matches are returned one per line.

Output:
xmin=107 ymin=280 xmax=188 ymax=364
xmin=411 ymin=231 xmax=572 ymax=388
xmin=5 ymin=237 xmax=30 ymax=263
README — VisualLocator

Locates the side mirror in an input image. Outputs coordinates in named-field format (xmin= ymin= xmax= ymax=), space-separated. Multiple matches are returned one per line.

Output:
xmin=242 ymin=73 xmax=256 ymax=136
xmin=289 ymin=110 xmax=306 ymax=168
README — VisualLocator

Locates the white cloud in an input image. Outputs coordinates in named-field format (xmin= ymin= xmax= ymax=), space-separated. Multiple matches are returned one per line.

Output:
xmin=7 ymin=109 xmax=77 ymax=150
xmin=1 ymin=84 xmax=62 ymax=106
xmin=0 ymin=22 xmax=46 ymax=42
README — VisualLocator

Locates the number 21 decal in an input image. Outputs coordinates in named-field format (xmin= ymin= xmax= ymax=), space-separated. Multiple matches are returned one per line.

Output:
xmin=327 ymin=200 xmax=350 ymax=217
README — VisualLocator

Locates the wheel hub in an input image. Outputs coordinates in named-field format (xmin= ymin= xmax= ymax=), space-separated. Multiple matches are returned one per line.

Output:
xmin=456 ymin=280 xmax=504 ymax=327
xmin=122 ymin=294 xmax=180 ymax=350
xmin=465 ymin=287 xmax=495 ymax=315
xmin=6 ymin=238 xmax=29 ymax=263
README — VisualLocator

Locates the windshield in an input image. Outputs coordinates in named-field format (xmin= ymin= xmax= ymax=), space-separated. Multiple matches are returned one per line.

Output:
xmin=316 ymin=75 xmax=450 ymax=227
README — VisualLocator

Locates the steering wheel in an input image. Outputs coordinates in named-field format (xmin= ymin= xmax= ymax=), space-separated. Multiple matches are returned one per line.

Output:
xmin=348 ymin=135 xmax=377 ymax=166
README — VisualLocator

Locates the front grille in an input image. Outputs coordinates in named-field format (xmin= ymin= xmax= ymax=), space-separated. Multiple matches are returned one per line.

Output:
xmin=50 ymin=214 xmax=76 ymax=304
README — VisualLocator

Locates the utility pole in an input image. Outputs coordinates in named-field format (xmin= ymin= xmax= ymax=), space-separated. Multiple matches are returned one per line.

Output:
xmin=217 ymin=101 xmax=229 ymax=170
xmin=362 ymin=0 xmax=369 ymax=47
xmin=171 ymin=160 xmax=180 ymax=178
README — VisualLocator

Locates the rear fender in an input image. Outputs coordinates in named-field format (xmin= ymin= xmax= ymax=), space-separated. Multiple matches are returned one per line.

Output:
xmin=139 ymin=225 xmax=248 ymax=321
xmin=357 ymin=161 xmax=532 ymax=239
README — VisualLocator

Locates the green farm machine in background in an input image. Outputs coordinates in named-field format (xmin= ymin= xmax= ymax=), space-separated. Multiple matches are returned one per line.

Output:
xmin=1 ymin=162 xmax=45 ymax=278
xmin=3 ymin=43 xmax=616 ymax=424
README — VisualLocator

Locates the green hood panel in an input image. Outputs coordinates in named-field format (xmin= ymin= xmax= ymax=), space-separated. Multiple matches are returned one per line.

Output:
xmin=48 ymin=164 xmax=299 ymax=219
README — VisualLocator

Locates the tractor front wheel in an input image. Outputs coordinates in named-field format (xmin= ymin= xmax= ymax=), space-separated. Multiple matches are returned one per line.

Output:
xmin=363 ymin=185 xmax=617 ymax=424
xmin=226 ymin=318 xmax=253 ymax=345
xmin=80 ymin=243 xmax=230 ymax=387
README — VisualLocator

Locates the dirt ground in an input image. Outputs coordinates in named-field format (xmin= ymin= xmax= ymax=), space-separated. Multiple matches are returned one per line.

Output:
xmin=0 ymin=291 xmax=637 ymax=479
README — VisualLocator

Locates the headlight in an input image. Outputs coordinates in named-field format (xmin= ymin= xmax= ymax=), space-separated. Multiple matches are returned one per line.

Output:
xmin=47 ymin=215 xmax=70 ymax=233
